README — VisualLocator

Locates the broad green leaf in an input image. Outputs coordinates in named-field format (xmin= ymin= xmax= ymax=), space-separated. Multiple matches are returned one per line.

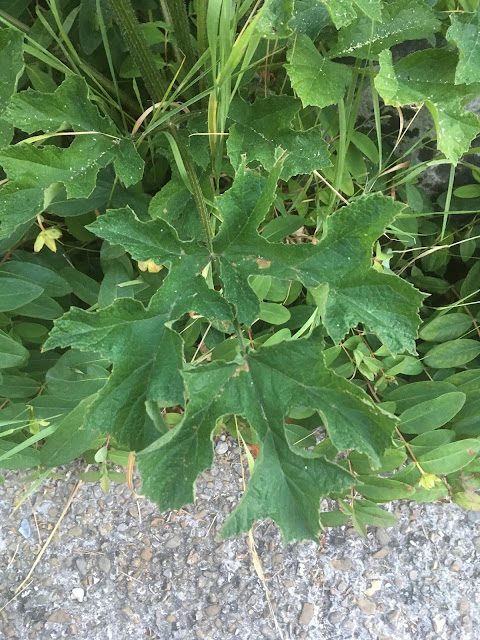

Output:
xmin=46 ymin=350 xmax=109 ymax=401
xmin=322 ymin=0 xmax=382 ymax=29
xmin=0 ymin=28 xmax=24 ymax=146
xmin=0 ymin=261 xmax=72 ymax=298
xmin=0 ymin=440 xmax=41 ymax=470
xmin=0 ymin=374 xmax=40 ymax=399
xmin=320 ymin=510 xmax=350 ymax=527
xmin=285 ymin=34 xmax=351 ymax=109
xmin=39 ymin=395 xmax=100 ymax=466
xmin=391 ymin=463 xmax=449 ymax=502
xmin=45 ymin=230 xmax=234 ymax=449
xmin=261 ymin=216 xmax=304 ymax=242
xmin=408 ymin=430 xmax=455 ymax=457
xmin=375 ymin=49 xmax=480 ymax=164
xmin=0 ymin=274 xmax=43 ymax=312
xmin=328 ymin=0 xmax=439 ymax=59
xmin=424 ymin=339 xmax=480 ymax=368
xmin=14 ymin=294 xmax=64 ymax=320
xmin=349 ymin=447 xmax=407 ymax=474
xmin=399 ymin=392 xmax=466 ymax=434
xmin=227 ymin=95 xmax=331 ymax=180
xmin=460 ymin=261 xmax=480 ymax=300
xmin=452 ymin=491 xmax=480 ymax=511
xmin=5 ymin=74 xmax=115 ymax=135
xmin=289 ymin=0 xmax=331 ymax=39
xmin=383 ymin=381 xmax=457 ymax=412
xmin=451 ymin=391 xmax=480 ymax=436
xmin=349 ymin=498 xmax=398 ymax=527
xmin=356 ymin=476 xmax=415 ymax=502
xmin=0 ymin=76 xmax=144 ymax=238
xmin=214 ymin=166 xmax=423 ymax=352
xmin=61 ymin=267 xmax=100 ymax=306
xmin=79 ymin=0 xmax=112 ymax=55
xmin=258 ymin=302 xmax=291 ymax=325
xmin=0 ymin=136 xmax=112 ymax=239
xmin=446 ymin=7 xmax=480 ymax=85
xmin=418 ymin=439 xmax=480 ymax=475
xmin=256 ymin=0 xmax=293 ymax=39
xmin=0 ymin=329 xmax=29 ymax=368
xmin=445 ymin=369 xmax=480 ymax=394
xmin=419 ymin=313 xmax=472 ymax=342
xmin=138 ymin=334 xmax=395 ymax=542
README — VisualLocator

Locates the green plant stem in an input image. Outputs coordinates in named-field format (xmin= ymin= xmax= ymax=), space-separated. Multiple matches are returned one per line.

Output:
xmin=328 ymin=99 xmax=347 ymax=213
xmin=110 ymin=0 xmax=213 ymax=253
xmin=170 ymin=125 xmax=214 ymax=254
xmin=108 ymin=0 xmax=169 ymax=102
xmin=442 ymin=164 xmax=455 ymax=240
xmin=168 ymin=0 xmax=197 ymax=75
xmin=196 ymin=0 xmax=208 ymax=58
xmin=370 ymin=61 xmax=382 ymax=174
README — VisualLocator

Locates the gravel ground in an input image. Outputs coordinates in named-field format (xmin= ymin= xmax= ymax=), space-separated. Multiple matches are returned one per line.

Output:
xmin=1 ymin=437 xmax=479 ymax=640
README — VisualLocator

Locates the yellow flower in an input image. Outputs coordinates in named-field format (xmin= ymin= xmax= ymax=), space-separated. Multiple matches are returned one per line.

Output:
xmin=418 ymin=473 xmax=439 ymax=490
xmin=137 ymin=259 xmax=163 ymax=273
xmin=34 ymin=228 xmax=62 ymax=253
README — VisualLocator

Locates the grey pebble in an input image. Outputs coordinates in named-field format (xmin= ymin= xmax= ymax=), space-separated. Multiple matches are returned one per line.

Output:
xmin=215 ymin=442 xmax=229 ymax=455
xmin=97 ymin=556 xmax=111 ymax=573
xmin=299 ymin=602 xmax=315 ymax=625
xmin=165 ymin=534 xmax=182 ymax=549
xmin=18 ymin=518 xmax=31 ymax=539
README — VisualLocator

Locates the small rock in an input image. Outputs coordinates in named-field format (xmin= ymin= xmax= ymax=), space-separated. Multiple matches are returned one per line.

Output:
xmin=260 ymin=625 xmax=277 ymax=640
xmin=48 ymin=610 xmax=70 ymax=624
xmin=98 ymin=556 xmax=111 ymax=573
xmin=215 ymin=442 xmax=229 ymax=455
xmin=473 ymin=536 xmax=480 ymax=551
xmin=450 ymin=560 xmax=461 ymax=572
xmin=357 ymin=597 xmax=376 ymax=615
xmin=409 ymin=570 xmax=418 ymax=581
xmin=329 ymin=612 xmax=343 ymax=624
xmin=122 ymin=607 xmax=134 ymax=617
xmin=373 ymin=547 xmax=389 ymax=559
xmin=75 ymin=558 xmax=88 ymax=575
xmin=141 ymin=547 xmax=153 ymax=562
xmin=298 ymin=603 xmax=315 ymax=625
xmin=330 ymin=558 xmax=353 ymax=572
xmin=205 ymin=604 xmax=221 ymax=618
xmin=376 ymin=529 xmax=391 ymax=546
xmin=165 ymin=534 xmax=182 ymax=549
xmin=18 ymin=519 xmax=31 ymax=539
xmin=166 ymin=615 xmax=176 ymax=623
xmin=187 ymin=551 xmax=200 ymax=565
xmin=432 ymin=615 xmax=446 ymax=634
xmin=68 ymin=526 xmax=83 ymax=537
xmin=71 ymin=588 xmax=85 ymax=602
xmin=459 ymin=599 xmax=469 ymax=614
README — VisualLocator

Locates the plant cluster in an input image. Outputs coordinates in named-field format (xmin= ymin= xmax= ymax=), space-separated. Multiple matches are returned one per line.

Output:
xmin=0 ymin=0 xmax=479 ymax=543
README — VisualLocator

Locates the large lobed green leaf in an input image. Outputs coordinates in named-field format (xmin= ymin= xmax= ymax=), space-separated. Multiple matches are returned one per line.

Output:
xmin=138 ymin=332 xmax=395 ymax=543
xmin=226 ymin=95 xmax=331 ymax=180
xmin=214 ymin=163 xmax=423 ymax=353
xmin=322 ymin=0 xmax=382 ymax=29
xmin=285 ymin=34 xmax=352 ymax=108
xmin=446 ymin=7 xmax=480 ymax=86
xmin=375 ymin=49 xmax=480 ymax=164
xmin=0 ymin=76 xmax=143 ymax=240
xmin=327 ymin=0 xmax=440 ymax=60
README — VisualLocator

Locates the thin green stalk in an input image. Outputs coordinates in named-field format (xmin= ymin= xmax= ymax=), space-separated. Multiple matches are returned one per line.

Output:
xmin=441 ymin=164 xmax=455 ymax=240
xmin=168 ymin=0 xmax=197 ymax=76
xmin=328 ymin=99 xmax=347 ymax=213
xmin=196 ymin=0 xmax=208 ymax=57
xmin=370 ymin=61 xmax=382 ymax=174
xmin=109 ymin=0 xmax=169 ymax=102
